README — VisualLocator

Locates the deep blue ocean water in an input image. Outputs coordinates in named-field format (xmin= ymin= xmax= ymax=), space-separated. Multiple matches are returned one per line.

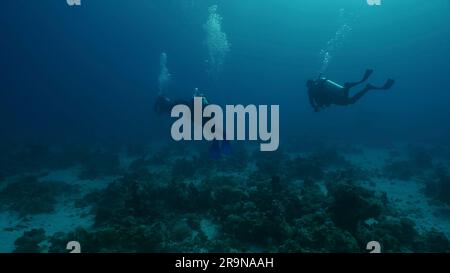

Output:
xmin=1 ymin=0 xmax=449 ymax=146
xmin=1 ymin=0 xmax=450 ymax=254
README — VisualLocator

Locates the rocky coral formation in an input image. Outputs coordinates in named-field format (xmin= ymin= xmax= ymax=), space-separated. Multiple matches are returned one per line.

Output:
xmin=384 ymin=147 xmax=434 ymax=180
xmin=425 ymin=164 xmax=450 ymax=205
xmin=14 ymin=229 xmax=47 ymax=253
xmin=0 ymin=175 xmax=77 ymax=217
xmin=78 ymin=149 xmax=122 ymax=180
xmin=3 ymin=143 xmax=449 ymax=253
xmin=44 ymin=148 xmax=450 ymax=253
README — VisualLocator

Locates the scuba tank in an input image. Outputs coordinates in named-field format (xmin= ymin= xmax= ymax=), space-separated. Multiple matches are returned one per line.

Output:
xmin=318 ymin=77 xmax=344 ymax=96
xmin=193 ymin=87 xmax=209 ymax=105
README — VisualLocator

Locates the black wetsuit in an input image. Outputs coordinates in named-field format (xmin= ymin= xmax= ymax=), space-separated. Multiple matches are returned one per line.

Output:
xmin=307 ymin=69 xmax=395 ymax=112
xmin=154 ymin=95 xmax=190 ymax=115
xmin=154 ymin=94 xmax=229 ymax=158
xmin=154 ymin=94 xmax=212 ymax=124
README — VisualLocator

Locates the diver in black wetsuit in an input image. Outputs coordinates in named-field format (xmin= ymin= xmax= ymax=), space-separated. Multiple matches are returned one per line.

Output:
xmin=154 ymin=89 xmax=230 ymax=159
xmin=306 ymin=69 xmax=395 ymax=112
xmin=154 ymin=94 xmax=177 ymax=115
xmin=154 ymin=88 xmax=210 ymax=116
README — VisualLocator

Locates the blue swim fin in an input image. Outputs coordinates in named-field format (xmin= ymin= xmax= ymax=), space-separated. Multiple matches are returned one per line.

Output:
xmin=209 ymin=140 xmax=221 ymax=160
xmin=220 ymin=140 xmax=232 ymax=156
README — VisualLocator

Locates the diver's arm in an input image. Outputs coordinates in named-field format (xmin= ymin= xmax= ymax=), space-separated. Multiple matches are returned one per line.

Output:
xmin=308 ymin=89 xmax=320 ymax=112
xmin=155 ymin=95 xmax=177 ymax=116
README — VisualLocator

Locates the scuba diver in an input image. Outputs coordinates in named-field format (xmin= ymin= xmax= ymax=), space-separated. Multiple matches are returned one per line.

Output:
xmin=306 ymin=69 xmax=395 ymax=112
xmin=154 ymin=88 xmax=210 ymax=116
xmin=154 ymin=88 xmax=231 ymax=159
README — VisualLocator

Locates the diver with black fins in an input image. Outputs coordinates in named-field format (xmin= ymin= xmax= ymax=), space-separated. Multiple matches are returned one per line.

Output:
xmin=154 ymin=88 xmax=231 ymax=159
xmin=306 ymin=69 xmax=395 ymax=112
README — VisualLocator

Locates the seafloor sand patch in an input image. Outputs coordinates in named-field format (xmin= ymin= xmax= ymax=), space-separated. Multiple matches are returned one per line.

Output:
xmin=351 ymin=146 xmax=450 ymax=238
xmin=1 ymin=143 xmax=450 ymax=252
xmin=364 ymin=177 xmax=450 ymax=238
xmin=0 ymin=204 xmax=93 ymax=253
xmin=0 ymin=166 xmax=116 ymax=253
xmin=39 ymin=166 xmax=116 ymax=193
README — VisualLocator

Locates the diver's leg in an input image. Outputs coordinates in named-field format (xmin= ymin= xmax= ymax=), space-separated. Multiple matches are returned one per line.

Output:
xmin=344 ymin=69 xmax=374 ymax=89
xmin=367 ymin=79 xmax=395 ymax=90
xmin=347 ymin=79 xmax=395 ymax=104
xmin=347 ymin=85 xmax=372 ymax=104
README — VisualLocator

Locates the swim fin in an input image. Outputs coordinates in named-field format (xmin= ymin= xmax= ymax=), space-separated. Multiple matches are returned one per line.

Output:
xmin=344 ymin=69 xmax=374 ymax=89
xmin=362 ymin=69 xmax=374 ymax=82
xmin=209 ymin=140 xmax=221 ymax=160
xmin=382 ymin=79 xmax=395 ymax=90
xmin=220 ymin=140 xmax=232 ymax=156
xmin=367 ymin=79 xmax=395 ymax=90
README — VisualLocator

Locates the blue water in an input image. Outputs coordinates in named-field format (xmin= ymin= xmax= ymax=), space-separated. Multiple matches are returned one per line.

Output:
xmin=1 ymin=0 xmax=449 ymax=145
xmin=1 ymin=0 xmax=450 ymax=253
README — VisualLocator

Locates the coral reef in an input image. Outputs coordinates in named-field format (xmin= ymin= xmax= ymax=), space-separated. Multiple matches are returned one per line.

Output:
xmin=425 ymin=164 xmax=450 ymax=205
xmin=287 ymin=155 xmax=324 ymax=181
xmin=384 ymin=148 xmax=434 ymax=180
xmin=49 ymin=224 xmax=166 ymax=253
xmin=0 ymin=175 xmax=76 ymax=217
xmin=384 ymin=160 xmax=417 ymax=180
xmin=310 ymin=148 xmax=350 ymax=168
xmin=327 ymin=180 xmax=384 ymax=232
xmin=2 ymin=142 xmax=449 ymax=253
xmin=14 ymin=229 xmax=47 ymax=253
xmin=254 ymin=148 xmax=287 ymax=176
xmin=172 ymin=158 xmax=196 ymax=179
xmin=78 ymin=149 xmax=122 ymax=180
xmin=0 ymin=144 xmax=86 ymax=177
xmin=59 ymin=151 xmax=449 ymax=253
